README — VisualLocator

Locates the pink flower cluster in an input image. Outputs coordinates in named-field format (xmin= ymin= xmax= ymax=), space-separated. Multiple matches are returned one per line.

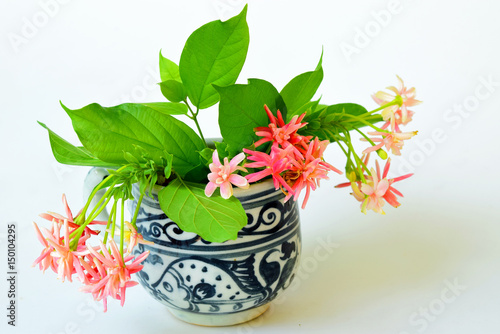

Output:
xmin=336 ymin=155 xmax=412 ymax=214
xmin=244 ymin=105 xmax=342 ymax=209
xmin=33 ymin=195 xmax=150 ymax=312
xmin=363 ymin=76 xmax=420 ymax=156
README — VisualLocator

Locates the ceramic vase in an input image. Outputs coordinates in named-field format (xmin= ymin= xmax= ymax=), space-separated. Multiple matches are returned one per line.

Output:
xmin=129 ymin=180 xmax=302 ymax=326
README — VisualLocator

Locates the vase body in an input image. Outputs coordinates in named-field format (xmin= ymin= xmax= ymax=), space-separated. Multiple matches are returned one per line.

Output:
xmin=130 ymin=180 xmax=302 ymax=326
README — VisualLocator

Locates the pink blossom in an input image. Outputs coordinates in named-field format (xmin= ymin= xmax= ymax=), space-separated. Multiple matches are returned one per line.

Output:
xmin=372 ymin=76 xmax=421 ymax=130
xmin=359 ymin=159 xmax=413 ymax=214
xmin=205 ymin=150 xmax=249 ymax=199
xmin=283 ymin=138 xmax=342 ymax=209
xmin=82 ymin=240 xmax=149 ymax=312
xmin=39 ymin=194 xmax=106 ymax=236
xmin=362 ymin=130 xmax=417 ymax=155
xmin=39 ymin=219 xmax=88 ymax=282
xmin=244 ymin=145 xmax=295 ymax=193
xmin=32 ymin=221 xmax=58 ymax=273
xmin=254 ymin=105 xmax=310 ymax=151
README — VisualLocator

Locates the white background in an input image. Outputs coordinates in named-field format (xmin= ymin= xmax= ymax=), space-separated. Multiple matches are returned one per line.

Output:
xmin=1 ymin=0 xmax=500 ymax=333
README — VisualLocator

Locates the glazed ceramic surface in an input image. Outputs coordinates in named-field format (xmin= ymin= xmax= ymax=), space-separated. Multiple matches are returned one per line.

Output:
xmin=130 ymin=180 xmax=302 ymax=326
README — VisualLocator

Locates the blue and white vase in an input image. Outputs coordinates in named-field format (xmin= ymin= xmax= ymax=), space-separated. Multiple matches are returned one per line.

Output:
xmin=130 ymin=180 xmax=302 ymax=326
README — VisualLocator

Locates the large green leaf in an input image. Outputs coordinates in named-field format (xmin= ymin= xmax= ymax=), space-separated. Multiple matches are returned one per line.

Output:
xmin=179 ymin=5 xmax=249 ymax=109
xmin=38 ymin=121 xmax=119 ymax=167
xmin=61 ymin=102 xmax=204 ymax=177
xmin=139 ymin=102 xmax=187 ymax=115
xmin=281 ymin=52 xmax=323 ymax=120
xmin=215 ymin=78 xmax=286 ymax=155
xmin=158 ymin=178 xmax=247 ymax=242
xmin=159 ymin=51 xmax=181 ymax=82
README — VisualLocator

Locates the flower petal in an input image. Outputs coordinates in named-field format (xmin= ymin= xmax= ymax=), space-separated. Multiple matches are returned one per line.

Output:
xmin=228 ymin=174 xmax=249 ymax=188
xmin=204 ymin=182 xmax=218 ymax=197
xmin=219 ymin=182 xmax=233 ymax=199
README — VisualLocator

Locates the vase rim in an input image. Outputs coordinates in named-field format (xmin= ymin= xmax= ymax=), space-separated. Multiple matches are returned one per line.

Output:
xmin=134 ymin=178 xmax=276 ymax=198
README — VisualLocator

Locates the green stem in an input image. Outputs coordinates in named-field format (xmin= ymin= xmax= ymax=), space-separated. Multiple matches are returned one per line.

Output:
xmin=110 ymin=200 xmax=118 ymax=244
xmin=342 ymin=129 xmax=368 ymax=183
xmin=366 ymin=98 xmax=402 ymax=115
xmin=102 ymin=201 xmax=117 ymax=245
xmin=120 ymin=199 xmax=125 ymax=261
xmin=354 ymin=127 xmax=376 ymax=147
xmin=78 ymin=165 xmax=126 ymax=219
xmin=130 ymin=192 xmax=144 ymax=230
xmin=340 ymin=114 xmax=387 ymax=132
xmin=335 ymin=140 xmax=356 ymax=174
xmin=184 ymin=99 xmax=207 ymax=145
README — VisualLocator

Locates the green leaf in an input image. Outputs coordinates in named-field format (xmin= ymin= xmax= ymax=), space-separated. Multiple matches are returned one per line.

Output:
xmin=292 ymin=99 xmax=321 ymax=119
xmin=198 ymin=147 xmax=214 ymax=164
xmin=139 ymin=102 xmax=187 ymax=115
xmin=182 ymin=147 xmax=213 ymax=183
xmin=159 ymin=80 xmax=188 ymax=103
xmin=216 ymin=79 xmax=285 ymax=156
xmin=179 ymin=5 xmax=249 ymax=109
xmin=61 ymin=102 xmax=204 ymax=177
xmin=159 ymin=51 xmax=181 ymax=82
xmin=214 ymin=141 xmax=229 ymax=157
xmin=38 ymin=121 xmax=119 ymax=167
xmin=281 ymin=52 xmax=324 ymax=120
xmin=158 ymin=178 xmax=247 ymax=243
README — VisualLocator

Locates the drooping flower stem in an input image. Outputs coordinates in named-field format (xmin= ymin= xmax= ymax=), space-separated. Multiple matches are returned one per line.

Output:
xmin=353 ymin=127 xmax=375 ymax=147
xmin=120 ymin=199 xmax=125 ymax=262
xmin=342 ymin=130 xmax=368 ymax=183
xmin=85 ymin=186 xmax=116 ymax=223
xmin=78 ymin=165 xmax=127 ymax=219
xmin=102 ymin=201 xmax=118 ymax=245
xmin=69 ymin=181 xmax=117 ymax=244
xmin=366 ymin=97 xmax=402 ymax=115
xmin=110 ymin=199 xmax=118 ymax=244
xmin=340 ymin=114 xmax=388 ymax=133
xmin=130 ymin=192 xmax=144 ymax=230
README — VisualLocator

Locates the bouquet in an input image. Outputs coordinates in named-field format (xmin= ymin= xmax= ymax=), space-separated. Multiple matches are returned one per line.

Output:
xmin=33 ymin=5 xmax=420 ymax=311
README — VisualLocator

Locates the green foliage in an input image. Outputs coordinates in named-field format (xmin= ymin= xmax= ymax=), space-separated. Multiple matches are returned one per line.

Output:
xmin=281 ymin=52 xmax=324 ymax=120
xmin=158 ymin=178 xmax=247 ymax=242
xmin=60 ymin=102 xmax=204 ymax=178
xmin=179 ymin=5 xmax=249 ymax=109
xmin=159 ymin=51 xmax=181 ymax=82
xmin=302 ymin=103 xmax=382 ymax=141
xmin=39 ymin=7 xmax=384 ymax=244
xmin=216 ymin=79 xmax=286 ymax=156
xmin=159 ymin=80 xmax=188 ymax=103
xmin=139 ymin=102 xmax=187 ymax=115
xmin=38 ymin=121 xmax=120 ymax=167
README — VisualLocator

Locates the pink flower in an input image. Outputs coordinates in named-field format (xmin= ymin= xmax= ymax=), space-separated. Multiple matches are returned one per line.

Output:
xmin=359 ymin=159 xmax=413 ymax=214
xmin=39 ymin=194 xmax=106 ymax=236
xmin=205 ymin=150 xmax=249 ymax=199
xmin=254 ymin=105 xmax=310 ymax=151
xmin=82 ymin=240 xmax=149 ymax=312
xmin=362 ymin=130 xmax=417 ymax=155
xmin=108 ymin=221 xmax=154 ymax=254
xmin=372 ymin=76 xmax=421 ymax=130
xmin=244 ymin=145 xmax=295 ymax=193
xmin=283 ymin=138 xmax=342 ymax=209
xmin=40 ymin=219 xmax=88 ymax=282
xmin=32 ymin=221 xmax=58 ymax=273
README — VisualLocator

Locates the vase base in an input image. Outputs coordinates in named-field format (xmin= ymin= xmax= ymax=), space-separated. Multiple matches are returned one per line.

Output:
xmin=167 ymin=304 xmax=270 ymax=327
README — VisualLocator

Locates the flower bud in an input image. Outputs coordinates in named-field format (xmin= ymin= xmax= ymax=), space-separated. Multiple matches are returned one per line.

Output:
xmin=377 ymin=149 xmax=388 ymax=160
